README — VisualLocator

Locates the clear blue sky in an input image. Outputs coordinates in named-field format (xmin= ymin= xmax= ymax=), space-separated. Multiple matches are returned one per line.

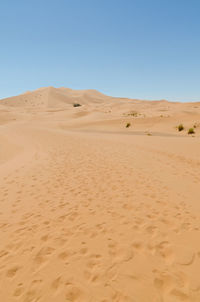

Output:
xmin=0 ymin=0 xmax=199 ymax=101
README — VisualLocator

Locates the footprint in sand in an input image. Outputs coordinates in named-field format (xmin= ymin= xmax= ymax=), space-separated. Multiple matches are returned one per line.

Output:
xmin=6 ymin=266 xmax=21 ymax=278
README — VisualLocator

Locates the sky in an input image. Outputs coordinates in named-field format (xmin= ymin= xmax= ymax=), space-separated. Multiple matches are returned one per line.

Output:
xmin=0 ymin=0 xmax=200 ymax=101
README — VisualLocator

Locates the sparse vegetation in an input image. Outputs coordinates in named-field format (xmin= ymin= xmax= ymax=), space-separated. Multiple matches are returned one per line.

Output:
xmin=126 ymin=122 xmax=131 ymax=128
xmin=177 ymin=124 xmax=184 ymax=131
xmin=73 ymin=103 xmax=81 ymax=107
xmin=188 ymin=128 xmax=195 ymax=134
xmin=128 ymin=111 xmax=138 ymax=117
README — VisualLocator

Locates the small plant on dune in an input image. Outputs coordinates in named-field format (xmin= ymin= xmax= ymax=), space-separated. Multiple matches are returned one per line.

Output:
xmin=128 ymin=111 xmax=138 ymax=117
xmin=73 ymin=103 xmax=81 ymax=107
xmin=177 ymin=124 xmax=184 ymax=131
xmin=188 ymin=128 xmax=195 ymax=135
xmin=126 ymin=122 xmax=131 ymax=128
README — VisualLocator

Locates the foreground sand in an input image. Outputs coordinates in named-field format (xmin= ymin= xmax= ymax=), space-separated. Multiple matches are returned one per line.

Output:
xmin=0 ymin=88 xmax=200 ymax=302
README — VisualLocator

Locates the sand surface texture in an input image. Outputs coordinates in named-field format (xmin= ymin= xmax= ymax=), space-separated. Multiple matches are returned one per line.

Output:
xmin=0 ymin=87 xmax=200 ymax=302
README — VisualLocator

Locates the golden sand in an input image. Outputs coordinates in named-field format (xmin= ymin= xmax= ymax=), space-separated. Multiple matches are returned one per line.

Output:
xmin=0 ymin=87 xmax=200 ymax=301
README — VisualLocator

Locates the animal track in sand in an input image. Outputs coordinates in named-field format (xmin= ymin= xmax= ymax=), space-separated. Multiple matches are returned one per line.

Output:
xmin=117 ymin=248 xmax=134 ymax=263
xmin=51 ymin=276 xmax=62 ymax=291
xmin=155 ymin=241 xmax=174 ymax=264
xmin=13 ymin=284 xmax=24 ymax=297
xmin=175 ymin=247 xmax=196 ymax=266
xmin=145 ymin=225 xmax=158 ymax=236
xmin=154 ymin=275 xmax=174 ymax=294
xmin=79 ymin=247 xmax=88 ymax=255
xmin=86 ymin=257 xmax=100 ymax=270
xmin=0 ymin=250 xmax=9 ymax=258
xmin=65 ymin=285 xmax=84 ymax=302
xmin=153 ymin=269 xmax=189 ymax=299
xmin=6 ymin=266 xmax=21 ymax=278
xmin=34 ymin=246 xmax=55 ymax=266
xmin=169 ymin=288 xmax=189 ymax=301
xmin=40 ymin=234 xmax=49 ymax=242
xmin=132 ymin=241 xmax=143 ymax=251
xmin=23 ymin=289 xmax=39 ymax=302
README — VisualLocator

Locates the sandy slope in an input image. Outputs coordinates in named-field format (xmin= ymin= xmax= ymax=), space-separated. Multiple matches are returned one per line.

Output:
xmin=0 ymin=87 xmax=200 ymax=302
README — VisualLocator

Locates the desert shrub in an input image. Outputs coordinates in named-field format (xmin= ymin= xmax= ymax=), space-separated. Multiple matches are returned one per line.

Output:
xmin=126 ymin=123 xmax=131 ymax=128
xmin=178 ymin=124 xmax=184 ymax=131
xmin=188 ymin=128 xmax=195 ymax=134
xmin=129 ymin=111 xmax=138 ymax=117
xmin=73 ymin=103 xmax=81 ymax=107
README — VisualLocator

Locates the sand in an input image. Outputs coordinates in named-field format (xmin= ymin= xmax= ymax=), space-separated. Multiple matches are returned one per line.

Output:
xmin=0 ymin=87 xmax=200 ymax=302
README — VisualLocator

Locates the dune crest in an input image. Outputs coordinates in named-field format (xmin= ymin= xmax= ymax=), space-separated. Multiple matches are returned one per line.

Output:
xmin=0 ymin=87 xmax=110 ymax=109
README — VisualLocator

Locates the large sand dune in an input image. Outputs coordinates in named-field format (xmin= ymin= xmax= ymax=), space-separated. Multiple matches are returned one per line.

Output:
xmin=0 ymin=87 xmax=200 ymax=301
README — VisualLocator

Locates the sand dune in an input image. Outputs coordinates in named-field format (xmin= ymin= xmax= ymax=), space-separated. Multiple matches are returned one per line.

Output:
xmin=0 ymin=87 xmax=110 ymax=109
xmin=0 ymin=87 xmax=200 ymax=301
